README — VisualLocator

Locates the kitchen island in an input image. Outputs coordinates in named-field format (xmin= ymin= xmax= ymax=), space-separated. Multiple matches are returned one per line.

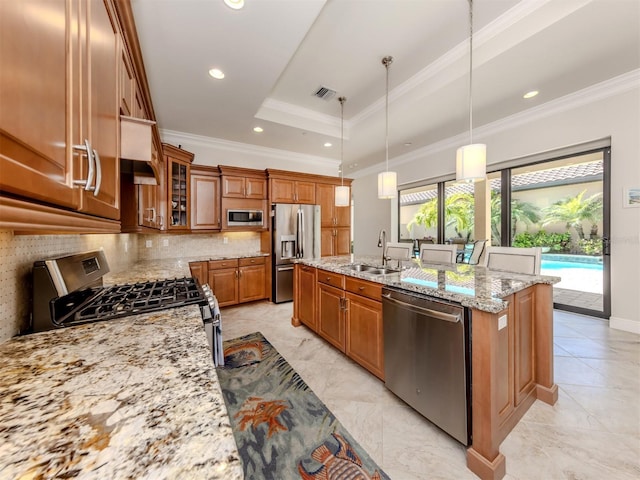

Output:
xmin=293 ymin=256 xmax=560 ymax=480
xmin=0 ymin=259 xmax=243 ymax=479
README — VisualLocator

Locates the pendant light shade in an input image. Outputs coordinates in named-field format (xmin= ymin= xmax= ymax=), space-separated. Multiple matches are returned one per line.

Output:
xmin=456 ymin=0 xmax=486 ymax=183
xmin=335 ymin=184 xmax=350 ymax=206
xmin=456 ymin=143 xmax=486 ymax=182
xmin=335 ymin=96 xmax=350 ymax=207
xmin=378 ymin=171 xmax=397 ymax=199
xmin=378 ymin=56 xmax=397 ymax=199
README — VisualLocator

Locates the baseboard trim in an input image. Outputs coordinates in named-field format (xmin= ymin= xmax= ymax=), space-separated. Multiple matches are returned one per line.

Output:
xmin=610 ymin=316 xmax=640 ymax=335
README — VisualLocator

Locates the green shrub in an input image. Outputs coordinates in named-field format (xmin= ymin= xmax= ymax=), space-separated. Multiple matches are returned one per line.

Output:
xmin=577 ymin=238 xmax=603 ymax=255
xmin=512 ymin=230 xmax=571 ymax=252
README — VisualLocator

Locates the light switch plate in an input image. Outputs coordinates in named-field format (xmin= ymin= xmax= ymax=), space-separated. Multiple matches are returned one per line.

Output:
xmin=498 ymin=315 xmax=508 ymax=330
xmin=145 ymin=240 xmax=153 ymax=248
xmin=162 ymin=239 xmax=169 ymax=247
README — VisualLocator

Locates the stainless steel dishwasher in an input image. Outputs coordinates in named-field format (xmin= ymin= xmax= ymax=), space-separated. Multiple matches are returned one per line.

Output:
xmin=382 ymin=287 xmax=471 ymax=445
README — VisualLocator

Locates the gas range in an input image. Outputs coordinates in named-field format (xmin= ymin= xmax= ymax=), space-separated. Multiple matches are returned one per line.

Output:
xmin=31 ymin=250 xmax=223 ymax=365
xmin=51 ymin=277 xmax=205 ymax=328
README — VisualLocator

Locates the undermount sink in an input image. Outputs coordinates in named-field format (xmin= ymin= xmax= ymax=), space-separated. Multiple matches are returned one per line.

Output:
xmin=346 ymin=264 xmax=399 ymax=275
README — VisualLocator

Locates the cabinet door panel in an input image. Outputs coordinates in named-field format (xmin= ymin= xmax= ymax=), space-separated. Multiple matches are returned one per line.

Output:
xmin=239 ymin=264 xmax=266 ymax=302
xmin=0 ymin=0 xmax=77 ymax=209
xmin=209 ymin=268 xmax=238 ymax=307
xmin=514 ymin=289 xmax=536 ymax=405
xmin=246 ymin=178 xmax=267 ymax=199
xmin=346 ymin=293 xmax=384 ymax=379
xmin=191 ymin=174 xmax=220 ymax=230
xmin=270 ymin=178 xmax=295 ymax=203
xmin=222 ymin=176 xmax=246 ymax=198
xmin=317 ymin=283 xmax=345 ymax=352
xmin=296 ymin=181 xmax=316 ymax=204
xmin=316 ymin=184 xmax=335 ymax=227
xmin=336 ymin=202 xmax=350 ymax=227
xmin=321 ymin=228 xmax=335 ymax=257
xmin=189 ymin=261 xmax=208 ymax=287
xmin=335 ymin=227 xmax=351 ymax=256
xmin=79 ymin=0 xmax=119 ymax=219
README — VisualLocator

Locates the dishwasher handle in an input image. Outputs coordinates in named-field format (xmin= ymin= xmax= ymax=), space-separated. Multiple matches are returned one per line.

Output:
xmin=382 ymin=293 xmax=461 ymax=323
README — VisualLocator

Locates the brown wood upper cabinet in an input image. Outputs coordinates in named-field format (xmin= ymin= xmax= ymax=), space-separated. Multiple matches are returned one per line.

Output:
xmin=316 ymin=183 xmax=350 ymax=227
xmin=219 ymin=166 xmax=267 ymax=199
xmin=190 ymin=166 xmax=220 ymax=231
xmin=270 ymin=178 xmax=316 ymax=204
xmin=165 ymin=144 xmax=194 ymax=231
xmin=0 ymin=0 xmax=120 ymax=223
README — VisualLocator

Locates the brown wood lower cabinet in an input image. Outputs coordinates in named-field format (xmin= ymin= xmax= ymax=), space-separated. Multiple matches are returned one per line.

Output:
xmin=206 ymin=257 xmax=267 ymax=307
xmin=188 ymin=261 xmax=208 ymax=286
xmin=345 ymin=277 xmax=384 ymax=380
xmin=238 ymin=257 xmax=266 ymax=303
xmin=292 ymin=264 xmax=316 ymax=330
xmin=293 ymin=266 xmax=384 ymax=380
xmin=317 ymin=282 xmax=346 ymax=352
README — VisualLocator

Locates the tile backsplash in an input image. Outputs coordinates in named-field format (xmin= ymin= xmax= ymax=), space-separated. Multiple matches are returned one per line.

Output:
xmin=0 ymin=230 xmax=137 ymax=340
xmin=0 ymin=230 xmax=262 ymax=343
xmin=137 ymin=232 xmax=261 ymax=260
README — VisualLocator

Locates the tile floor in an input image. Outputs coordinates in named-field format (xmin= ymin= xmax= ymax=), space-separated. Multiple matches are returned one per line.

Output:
xmin=221 ymin=302 xmax=639 ymax=480
xmin=554 ymin=287 xmax=603 ymax=313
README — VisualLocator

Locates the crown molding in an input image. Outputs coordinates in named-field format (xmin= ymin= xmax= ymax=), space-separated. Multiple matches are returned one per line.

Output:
xmin=349 ymin=69 xmax=640 ymax=179
xmin=160 ymin=129 xmax=340 ymax=169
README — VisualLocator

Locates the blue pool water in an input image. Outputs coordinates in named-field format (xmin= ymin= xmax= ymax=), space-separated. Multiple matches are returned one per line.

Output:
xmin=541 ymin=260 xmax=603 ymax=271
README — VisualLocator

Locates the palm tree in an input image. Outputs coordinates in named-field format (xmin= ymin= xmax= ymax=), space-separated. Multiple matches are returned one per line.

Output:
xmin=407 ymin=193 xmax=475 ymax=241
xmin=511 ymin=198 xmax=541 ymax=238
xmin=406 ymin=198 xmax=437 ymax=234
xmin=542 ymin=190 xmax=602 ymax=240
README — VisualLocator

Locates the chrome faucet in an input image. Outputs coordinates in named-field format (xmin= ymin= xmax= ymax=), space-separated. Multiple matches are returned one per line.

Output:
xmin=377 ymin=229 xmax=387 ymax=266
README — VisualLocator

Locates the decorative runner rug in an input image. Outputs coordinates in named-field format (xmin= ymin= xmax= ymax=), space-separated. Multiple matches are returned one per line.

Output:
xmin=217 ymin=332 xmax=390 ymax=480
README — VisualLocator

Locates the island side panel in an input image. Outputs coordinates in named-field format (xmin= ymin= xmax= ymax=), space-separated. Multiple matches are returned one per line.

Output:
xmin=467 ymin=306 xmax=508 ymax=480
xmin=534 ymin=283 xmax=559 ymax=405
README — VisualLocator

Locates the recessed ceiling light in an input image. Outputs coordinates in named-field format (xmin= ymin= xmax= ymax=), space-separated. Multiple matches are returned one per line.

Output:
xmin=208 ymin=68 xmax=225 ymax=80
xmin=253 ymin=127 xmax=263 ymax=133
xmin=404 ymin=142 xmax=412 ymax=146
xmin=324 ymin=142 xmax=332 ymax=147
xmin=523 ymin=90 xmax=539 ymax=99
xmin=223 ymin=0 xmax=244 ymax=10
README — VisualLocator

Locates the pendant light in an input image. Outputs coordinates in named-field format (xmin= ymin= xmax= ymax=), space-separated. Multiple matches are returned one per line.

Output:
xmin=378 ymin=56 xmax=397 ymax=199
xmin=456 ymin=0 xmax=486 ymax=183
xmin=335 ymin=96 xmax=350 ymax=207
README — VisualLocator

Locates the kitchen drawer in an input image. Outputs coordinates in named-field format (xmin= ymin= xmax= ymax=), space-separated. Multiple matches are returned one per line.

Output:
xmin=345 ymin=277 xmax=382 ymax=301
xmin=317 ymin=270 xmax=345 ymax=289
xmin=208 ymin=258 xmax=239 ymax=270
xmin=239 ymin=256 xmax=265 ymax=267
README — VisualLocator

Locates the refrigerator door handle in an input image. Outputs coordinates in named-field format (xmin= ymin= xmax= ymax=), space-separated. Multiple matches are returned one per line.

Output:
xmin=295 ymin=208 xmax=302 ymax=258
xmin=299 ymin=208 xmax=305 ymax=258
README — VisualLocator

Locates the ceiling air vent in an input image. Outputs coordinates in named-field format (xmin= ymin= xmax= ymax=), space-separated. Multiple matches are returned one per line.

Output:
xmin=313 ymin=85 xmax=336 ymax=101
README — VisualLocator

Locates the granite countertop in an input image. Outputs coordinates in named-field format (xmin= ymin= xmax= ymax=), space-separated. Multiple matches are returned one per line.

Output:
xmin=1 ymin=257 xmax=245 ymax=479
xmin=300 ymin=255 xmax=560 ymax=313
xmin=0 ymin=305 xmax=243 ymax=479
xmin=103 ymin=253 xmax=268 ymax=285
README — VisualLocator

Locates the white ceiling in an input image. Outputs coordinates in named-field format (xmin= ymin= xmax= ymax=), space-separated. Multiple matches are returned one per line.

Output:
xmin=131 ymin=0 xmax=640 ymax=175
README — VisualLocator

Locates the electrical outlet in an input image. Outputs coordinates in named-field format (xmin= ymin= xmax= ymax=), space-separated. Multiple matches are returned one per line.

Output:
xmin=223 ymin=237 xmax=228 ymax=244
xmin=498 ymin=315 xmax=508 ymax=330
xmin=162 ymin=239 xmax=169 ymax=247
xmin=145 ymin=240 xmax=153 ymax=248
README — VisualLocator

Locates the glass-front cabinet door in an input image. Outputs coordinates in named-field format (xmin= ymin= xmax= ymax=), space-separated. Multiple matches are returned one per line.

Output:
xmin=163 ymin=143 xmax=194 ymax=231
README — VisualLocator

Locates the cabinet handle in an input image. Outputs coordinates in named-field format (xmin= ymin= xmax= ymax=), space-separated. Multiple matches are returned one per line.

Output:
xmin=92 ymin=149 xmax=102 ymax=196
xmin=359 ymin=286 xmax=365 ymax=291
xmin=235 ymin=270 xmax=238 ymax=278
xmin=145 ymin=207 xmax=156 ymax=223
xmin=158 ymin=215 xmax=164 ymax=228
xmin=73 ymin=139 xmax=95 ymax=191
xmin=326 ymin=277 xmax=331 ymax=282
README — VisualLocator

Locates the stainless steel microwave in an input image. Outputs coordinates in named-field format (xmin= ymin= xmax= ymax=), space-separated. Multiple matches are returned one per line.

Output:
xmin=227 ymin=209 xmax=264 ymax=227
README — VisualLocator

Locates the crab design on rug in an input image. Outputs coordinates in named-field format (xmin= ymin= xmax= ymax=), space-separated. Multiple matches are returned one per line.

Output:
xmin=298 ymin=432 xmax=382 ymax=480
xmin=234 ymin=396 xmax=289 ymax=438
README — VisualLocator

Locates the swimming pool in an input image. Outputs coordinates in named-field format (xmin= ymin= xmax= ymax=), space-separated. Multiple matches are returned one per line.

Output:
xmin=540 ymin=255 xmax=603 ymax=294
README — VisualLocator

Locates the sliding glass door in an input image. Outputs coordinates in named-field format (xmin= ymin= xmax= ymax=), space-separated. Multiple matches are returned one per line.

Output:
xmin=507 ymin=150 xmax=610 ymax=318
xmin=398 ymin=148 xmax=610 ymax=318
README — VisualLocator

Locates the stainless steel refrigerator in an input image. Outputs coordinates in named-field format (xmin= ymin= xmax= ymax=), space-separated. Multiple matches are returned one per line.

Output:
xmin=272 ymin=203 xmax=321 ymax=303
